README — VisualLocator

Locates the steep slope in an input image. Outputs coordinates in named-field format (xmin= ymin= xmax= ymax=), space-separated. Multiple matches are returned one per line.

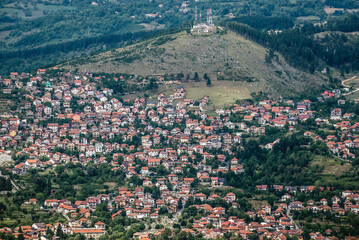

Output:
xmin=59 ymin=31 xmax=327 ymax=97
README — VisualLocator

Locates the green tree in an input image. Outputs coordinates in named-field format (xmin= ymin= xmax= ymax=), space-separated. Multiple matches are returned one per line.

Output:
xmin=204 ymin=73 xmax=211 ymax=86
xmin=194 ymin=72 xmax=199 ymax=82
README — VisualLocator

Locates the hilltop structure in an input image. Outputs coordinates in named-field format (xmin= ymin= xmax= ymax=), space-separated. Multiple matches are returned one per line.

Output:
xmin=191 ymin=8 xmax=216 ymax=34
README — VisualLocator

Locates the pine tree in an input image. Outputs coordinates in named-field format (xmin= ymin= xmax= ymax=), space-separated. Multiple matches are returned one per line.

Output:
xmin=204 ymin=73 xmax=211 ymax=86
xmin=56 ymin=224 xmax=63 ymax=238
xmin=186 ymin=74 xmax=190 ymax=81
xmin=194 ymin=72 xmax=199 ymax=82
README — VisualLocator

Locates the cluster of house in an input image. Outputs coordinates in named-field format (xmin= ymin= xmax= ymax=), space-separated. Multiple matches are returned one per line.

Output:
xmin=184 ymin=203 xmax=302 ymax=239
xmin=1 ymin=70 xmax=359 ymax=239
xmin=216 ymin=99 xmax=314 ymax=128
xmin=300 ymin=100 xmax=359 ymax=159
xmin=256 ymin=185 xmax=359 ymax=215
xmin=218 ymin=96 xmax=357 ymax=159
xmin=1 ymin=72 xmax=238 ymax=176
xmin=3 ymin=71 xmax=355 ymax=178
xmin=0 ymin=221 xmax=107 ymax=239
xmin=2 ymin=186 xmax=357 ymax=240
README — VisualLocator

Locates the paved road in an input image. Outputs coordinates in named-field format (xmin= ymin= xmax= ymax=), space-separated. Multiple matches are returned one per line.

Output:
xmin=286 ymin=202 xmax=299 ymax=230
xmin=9 ymin=178 xmax=19 ymax=190
xmin=0 ymin=172 xmax=20 ymax=193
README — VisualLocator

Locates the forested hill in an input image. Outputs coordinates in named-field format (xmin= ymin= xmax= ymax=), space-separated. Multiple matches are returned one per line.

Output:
xmin=225 ymin=13 xmax=359 ymax=74
xmin=59 ymin=30 xmax=326 ymax=97
xmin=1 ymin=0 xmax=359 ymax=74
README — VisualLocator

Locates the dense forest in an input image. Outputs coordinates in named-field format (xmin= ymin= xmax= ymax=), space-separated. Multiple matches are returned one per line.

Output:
xmin=231 ymin=16 xmax=294 ymax=30
xmin=225 ymin=13 xmax=359 ymax=73
xmin=325 ymin=0 xmax=359 ymax=8
xmin=0 ymin=177 xmax=12 ymax=191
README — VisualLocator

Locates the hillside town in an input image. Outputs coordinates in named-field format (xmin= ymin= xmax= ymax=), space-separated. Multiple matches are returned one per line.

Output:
xmin=0 ymin=69 xmax=359 ymax=240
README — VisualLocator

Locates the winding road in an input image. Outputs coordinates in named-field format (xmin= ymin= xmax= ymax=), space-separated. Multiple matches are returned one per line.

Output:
xmin=342 ymin=76 xmax=359 ymax=96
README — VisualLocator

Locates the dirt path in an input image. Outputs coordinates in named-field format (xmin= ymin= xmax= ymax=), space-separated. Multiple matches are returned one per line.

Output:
xmin=341 ymin=76 xmax=359 ymax=96
xmin=342 ymin=76 xmax=357 ymax=88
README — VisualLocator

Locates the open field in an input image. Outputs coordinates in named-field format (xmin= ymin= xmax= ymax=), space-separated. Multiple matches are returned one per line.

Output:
xmin=123 ymin=79 xmax=255 ymax=110
xmin=311 ymin=156 xmax=351 ymax=176
xmin=345 ymin=91 xmax=359 ymax=101
xmin=324 ymin=6 xmax=359 ymax=14
xmin=296 ymin=16 xmax=321 ymax=23
xmin=150 ymin=80 xmax=254 ymax=107
xmin=185 ymin=81 xmax=252 ymax=107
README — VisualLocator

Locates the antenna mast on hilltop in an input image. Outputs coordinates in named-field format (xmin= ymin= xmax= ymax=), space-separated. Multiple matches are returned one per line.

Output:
xmin=194 ymin=6 xmax=198 ymax=24
xmin=207 ymin=8 xmax=213 ymax=26
xmin=191 ymin=6 xmax=215 ymax=34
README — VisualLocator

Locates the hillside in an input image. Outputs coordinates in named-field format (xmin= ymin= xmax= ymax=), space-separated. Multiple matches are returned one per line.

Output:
xmin=59 ymin=31 xmax=327 ymax=97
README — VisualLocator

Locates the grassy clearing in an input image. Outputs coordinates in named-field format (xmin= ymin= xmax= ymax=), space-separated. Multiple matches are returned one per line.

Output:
xmin=186 ymin=81 xmax=251 ymax=107
xmin=0 ymin=195 xmax=13 ymax=203
xmin=296 ymin=16 xmax=321 ymax=23
xmin=38 ymin=169 xmax=53 ymax=175
xmin=2 ymin=219 xmax=17 ymax=226
xmin=324 ymin=6 xmax=359 ymax=14
xmin=158 ymin=80 xmax=253 ymax=107
xmin=345 ymin=91 xmax=359 ymax=101
xmin=104 ymin=182 xmax=117 ymax=190
xmin=310 ymin=156 xmax=358 ymax=187
xmin=311 ymin=156 xmax=350 ymax=176
xmin=125 ymin=78 xmax=254 ymax=109
xmin=249 ymin=199 xmax=268 ymax=210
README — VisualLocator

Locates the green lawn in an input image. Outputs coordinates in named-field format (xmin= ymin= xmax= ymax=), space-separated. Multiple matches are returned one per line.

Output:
xmin=150 ymin=80 xmax=254 ymax=108
xmin=0 ymin=195 xmax=14 ymax=203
